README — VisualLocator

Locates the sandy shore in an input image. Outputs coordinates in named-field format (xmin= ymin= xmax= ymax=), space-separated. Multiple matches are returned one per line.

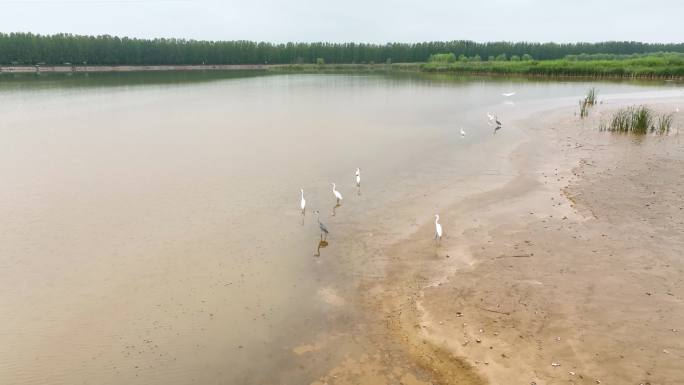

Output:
xmin=310 ymin=97 xmax=684 ymax=384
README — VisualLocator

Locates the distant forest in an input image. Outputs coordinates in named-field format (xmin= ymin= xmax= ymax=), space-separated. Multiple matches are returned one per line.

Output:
xmin=1 ymin=33 xmax=683 ymax=66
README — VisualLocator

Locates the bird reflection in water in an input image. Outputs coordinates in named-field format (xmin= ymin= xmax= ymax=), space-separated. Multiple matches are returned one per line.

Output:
xmin=314 ymin=239 xmax=329 ymax=257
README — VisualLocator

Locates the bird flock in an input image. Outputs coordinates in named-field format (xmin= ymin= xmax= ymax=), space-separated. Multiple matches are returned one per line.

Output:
xmin=302 ymin=93 xmax=510 ymax=254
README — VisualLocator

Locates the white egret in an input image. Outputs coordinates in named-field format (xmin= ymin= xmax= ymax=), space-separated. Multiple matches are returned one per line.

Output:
xmin=460 ymin=127 xmax=466 ymax=137
xmin=434 ymin=214 xmax=443 ymax=243
xmin=501 ymin=92 xmax=516 ymax=97
xmin=332 ymin=183 xmax=343 ymax=203
xmin=300 ymin=189 xmax=306 ymax=213
xmin=314 ymin=210 xmax=329 ymax=240
xmin=355 ymin=168 xmax=361 ymax=187
xmin=487 ymin=112 xmax=495 ymax=121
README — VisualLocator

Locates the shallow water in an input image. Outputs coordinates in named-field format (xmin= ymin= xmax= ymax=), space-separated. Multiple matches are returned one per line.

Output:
xmin=0 ymin=71 xmax=675 ymax=384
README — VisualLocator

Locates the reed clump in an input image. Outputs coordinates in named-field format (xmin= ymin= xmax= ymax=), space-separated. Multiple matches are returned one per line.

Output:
xmin=599 ymin=106 xmax=673 ymax=135
xmin=579 ymin=88 xmax=598 ymax=118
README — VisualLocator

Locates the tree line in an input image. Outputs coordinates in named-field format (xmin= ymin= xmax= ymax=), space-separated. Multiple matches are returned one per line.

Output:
xmin=1 ymin=32 xmax=683 ymax=66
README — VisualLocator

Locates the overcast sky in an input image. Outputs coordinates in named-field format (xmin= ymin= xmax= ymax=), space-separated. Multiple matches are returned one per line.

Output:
xmin=0 ymin=0 xmax=682 ymax=43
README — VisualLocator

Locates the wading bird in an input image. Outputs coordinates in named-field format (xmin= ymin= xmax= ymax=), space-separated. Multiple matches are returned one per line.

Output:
xmin=355 ymin=168 xmax=361 ymax=187
xmin=460 ymin=127 xmax=466 ymax=137
xmin=487 ymin=112 xmax=495 ymax=122
xmin=314 ymin=210 xmax=329 ymax=240
xmin=434 ymin=214 xmax=443 ymax=244
xmin=332 ymin=183 xmax=343 ymax=204
xmin=300 ymin=189 xmax=306 ymax=214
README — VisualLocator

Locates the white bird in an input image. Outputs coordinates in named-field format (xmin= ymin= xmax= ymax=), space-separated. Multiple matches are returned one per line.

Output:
xmin=355 ymin=168 xmax=361 ymax=187
xmin=487 ymin=112 xmax=495 ymax=121
xmin=332 ymin=182 xmax=343 ymax=203
xmin=434 ymin=214 xmax=443 ymax=243
xmin=501 ymin=92 xmax=516 ymax=97
xmin=460 ymin=127 xmax=466 ymax=137
xmin=300 ymin=188 xmax=306 ymax=213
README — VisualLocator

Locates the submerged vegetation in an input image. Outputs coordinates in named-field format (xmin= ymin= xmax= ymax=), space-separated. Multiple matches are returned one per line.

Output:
xmin=599 ymin=106 xmax=674 ymax=135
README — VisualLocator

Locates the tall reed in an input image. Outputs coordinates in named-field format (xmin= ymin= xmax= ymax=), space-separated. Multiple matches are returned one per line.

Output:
xmin=586 ymin=87 xmax=598 ymax=105
xmin=599 ymin=106 xmax=673 ymax=135
xmin=579 ymin=88 xmax=598 ymax=118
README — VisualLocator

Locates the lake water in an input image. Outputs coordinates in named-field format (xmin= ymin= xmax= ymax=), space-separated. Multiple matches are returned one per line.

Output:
xmin=0 ymin=71 xmax=675 ymax=385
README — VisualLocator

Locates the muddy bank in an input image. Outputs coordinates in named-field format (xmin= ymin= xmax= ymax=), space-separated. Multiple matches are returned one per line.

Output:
xmin=350 ymin=100 xmax=684 ymax=385
xmin=0 ymin=64 xmax=267 ymax=73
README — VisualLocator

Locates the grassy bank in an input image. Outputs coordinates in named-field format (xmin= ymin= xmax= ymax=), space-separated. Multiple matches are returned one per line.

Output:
xmin=3 ymin=55 xmax=682 ymax=80
xmin=422 ymin=54 xmax=684 ymax=78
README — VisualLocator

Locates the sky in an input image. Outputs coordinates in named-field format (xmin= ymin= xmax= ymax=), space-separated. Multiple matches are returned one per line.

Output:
xmin=0 ymin=0 xmax=682 ymax=43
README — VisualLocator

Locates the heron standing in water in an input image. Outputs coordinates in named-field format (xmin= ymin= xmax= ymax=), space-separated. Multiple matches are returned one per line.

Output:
xmin=355 ymin=168 xmax=361 ymax=187
xmin=460 ymin=127 xmax=466 ymax=137
xmin=300 ymin=188 xmax=306 ymax=214
xmin=314 ymin=210 xmax=329 ymax=240
xmin=434 ymin=214 xmax=443 ymax=244
xmin=332 ymin=183 xmax=343 ymax=204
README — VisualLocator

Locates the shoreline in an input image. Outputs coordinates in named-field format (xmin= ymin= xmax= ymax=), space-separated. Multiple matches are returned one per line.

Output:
xmin=0 ymin=64 xmax=269 ymax=73
xmin=1 ymin=63 xmax=682 ymax=80
xmin=356 ymin=96 xmax=683 ymax=384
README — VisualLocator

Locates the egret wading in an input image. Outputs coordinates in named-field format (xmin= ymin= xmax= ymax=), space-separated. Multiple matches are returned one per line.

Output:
xmin=300 ymin=189 xmax=306 ymax=214
xmin=314 ymin=210 xmax=329 ymax=240
xmin=332 ymin=183 xmax=343 ymax=204
xmin=434 ymin=214 xmax=443 ymax=244
xmin=355 ymin=168 xmax=361 ymax=187
xmin=460 ymin=127 xmax=466 ymax=137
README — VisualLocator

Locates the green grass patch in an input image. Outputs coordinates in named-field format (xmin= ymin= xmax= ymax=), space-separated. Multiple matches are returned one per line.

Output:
xmin=599 ymin=106 xmax=673 ymax=135
xmin=422 ymin=53 xmax=684 ymax=78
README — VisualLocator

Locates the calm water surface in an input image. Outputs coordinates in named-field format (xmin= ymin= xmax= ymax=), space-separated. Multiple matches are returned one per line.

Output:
xmin=0 ymin=71 xmax=674 ymax=384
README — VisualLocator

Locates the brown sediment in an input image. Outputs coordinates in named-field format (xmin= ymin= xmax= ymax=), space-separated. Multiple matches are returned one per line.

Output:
xmin=357 ymin=99 xmax=684 ymax=385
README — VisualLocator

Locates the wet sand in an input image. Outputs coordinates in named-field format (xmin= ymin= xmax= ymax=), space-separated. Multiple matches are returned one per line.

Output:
xmin=305 ymin=98 xmax=684 ymax=384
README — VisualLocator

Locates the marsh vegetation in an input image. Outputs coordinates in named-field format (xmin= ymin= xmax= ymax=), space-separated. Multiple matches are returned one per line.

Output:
xmin=599 ymin=106 xmax=674 ymax=134
xmin=579 ymin=88 xmax=598 ymax=118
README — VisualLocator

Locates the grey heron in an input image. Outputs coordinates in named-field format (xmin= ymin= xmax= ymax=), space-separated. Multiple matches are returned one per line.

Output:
xmin=314 ymin=210 xmax=329 ymax=240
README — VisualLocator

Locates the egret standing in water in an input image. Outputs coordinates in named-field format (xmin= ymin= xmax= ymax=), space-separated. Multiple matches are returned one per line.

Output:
xmin=434 ymin=214 xmax=443 ymax=244
xmin=460 ymin=127 xmax=466 ymax=137
xmin=314 ymin=210 xmax=329 ymax=240
xmin=300 ymin=189 xmax=306 ymax=214
xmin=332 ymin=183 xmax=343 ymax=204
xmin=355 ymin=168 xmax=361 ymax=187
